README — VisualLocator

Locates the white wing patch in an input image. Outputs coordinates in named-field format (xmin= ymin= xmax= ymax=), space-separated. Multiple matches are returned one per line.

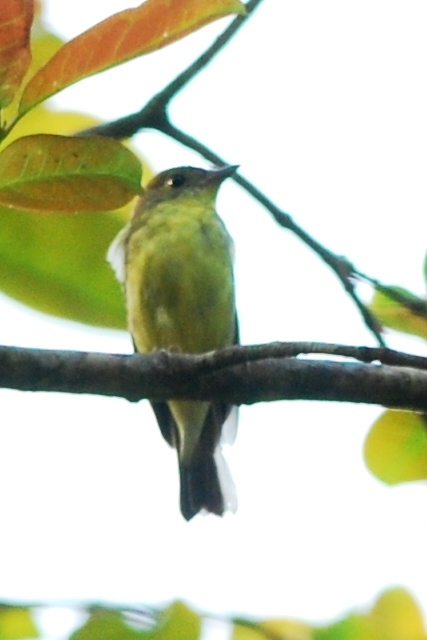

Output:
xmin=107 ymin=224 xmax=129 ymax=284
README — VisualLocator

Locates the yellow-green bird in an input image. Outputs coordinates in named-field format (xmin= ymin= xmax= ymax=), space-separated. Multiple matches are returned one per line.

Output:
xmin=107 ymin=165 xmax=239 ymax=520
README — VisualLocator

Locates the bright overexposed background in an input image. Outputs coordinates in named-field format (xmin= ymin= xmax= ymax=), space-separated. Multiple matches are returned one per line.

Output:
xmin=1 ymin=0 xmax=427 ymax=629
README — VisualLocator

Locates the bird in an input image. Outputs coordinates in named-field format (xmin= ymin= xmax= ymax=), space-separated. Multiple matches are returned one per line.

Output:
xmin=107 ymin=165 xmax=239 ymax=520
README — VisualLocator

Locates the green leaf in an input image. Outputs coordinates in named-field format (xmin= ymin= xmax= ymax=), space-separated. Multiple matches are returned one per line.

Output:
xmin=370 ymin=288 xmax=427 ymax=340
xmin=18 ymin=0 xmax=246 ymax=116
xmin=313 ymin=613 xmax=379 ymax=640
xmin=71 ymin=602 xmax=201 ymax=640
xmin=364 ymin=410 xmax=427 ymax=484
xmin=0 ymin=205 xmax=127 ymax=328
xmin=153 ymin=602 xmax=201 ymax=640
xmin=71 ymin=610 xmax=148 ymax=640
xmin=0 ymin=134 xmax=142 ymax=212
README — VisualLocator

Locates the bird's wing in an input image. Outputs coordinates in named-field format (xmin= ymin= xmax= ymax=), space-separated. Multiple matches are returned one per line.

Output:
xmin=150 ymin=401 xmax=178 ymax=448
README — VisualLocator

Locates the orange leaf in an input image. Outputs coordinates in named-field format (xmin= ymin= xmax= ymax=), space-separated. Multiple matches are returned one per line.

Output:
xmin=0 ymin=0 xmax=34 ymax=108
xmin=0 ymin=134 xmax=142 ymax=212
xmin=19 ymin=0 xmax=246 ymax=116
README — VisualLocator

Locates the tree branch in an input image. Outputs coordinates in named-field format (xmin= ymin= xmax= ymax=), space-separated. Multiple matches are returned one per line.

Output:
xmin=1 ymin=343 xmax=427 ymax=412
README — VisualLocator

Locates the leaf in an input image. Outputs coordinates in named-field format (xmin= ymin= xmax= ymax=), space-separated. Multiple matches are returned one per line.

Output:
xmin=153 ymin=602 xmax=201 ymax=640
xmin=2 ymin=12 xmax=63 ymax=124
xmin=0 ymin=108 xmax=151 ymax=328
xmin=19 ymin=0 xmax=246 ymax=116
xmin=364 ymin=410 xmax=427 ymax=484
xmin=0 ymin=606 xmax=38 ymax=640
xmin=370 ymin=288 xmax=427 ymax=340
xmin=258 ymin=620 xmax=313 ymax=640
xmin=71 ymin=603 xmax=201 ymax=640
xmin=0 ymin=134 xmax=142 ymax=212
xmin=371 ymin=588 xmax=426 ymax=640
xmin=71 ymin=610 xmax=148 ymax=640
xmin=313 ymin=588 xmax=427 ymax=640
xmin=232 ymin=623 xmax=268 ymax=640
xmin=238 ymin=619 xmax=313 ymax=640
xmin=231 ymin=589 xmax=427 ymax=640
xmin=3 ymin=104 xmax=99 ymax=145
xmin=0 ymin=0 xmax=34 ymax=109
xmin=0 ymin=204 xmax=127 ymax=328
xmin=314 ymin=613 xmax=379 ymax=640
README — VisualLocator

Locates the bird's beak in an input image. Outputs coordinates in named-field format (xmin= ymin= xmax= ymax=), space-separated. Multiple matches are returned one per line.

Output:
xmin=206 ymin=164 xmax=239 ymax=185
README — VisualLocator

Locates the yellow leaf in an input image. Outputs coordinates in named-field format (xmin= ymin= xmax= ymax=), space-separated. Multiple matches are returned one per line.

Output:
xmin=232 ymin=622 xmax=268 ymax=640
xmin=370 ymin=290 xmax=427 ymax=340
xmin=0 ymin=607 xmax=38 ymax=640
xmin=3 ymin=105 xmax=98 ymax=146
xmin=371 ymin=588 xmax=426 ymax=640
xmin=364 ymin=410 xmax=427 ymax=484
xmin=260 ymin=619 xmax=313 ymax=640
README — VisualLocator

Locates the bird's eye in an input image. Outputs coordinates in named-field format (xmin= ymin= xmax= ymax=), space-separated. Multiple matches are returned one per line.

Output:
xmin=166 ymin=174 xmax=186 ymax=188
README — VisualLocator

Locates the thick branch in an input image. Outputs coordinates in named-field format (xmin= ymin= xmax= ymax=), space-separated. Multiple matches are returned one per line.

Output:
xmin=1 ymin=343 xmax=427 ymax=412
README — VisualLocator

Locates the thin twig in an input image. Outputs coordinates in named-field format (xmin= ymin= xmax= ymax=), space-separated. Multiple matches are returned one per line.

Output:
xmin=194 ymin=340 xmax=427 ymax=371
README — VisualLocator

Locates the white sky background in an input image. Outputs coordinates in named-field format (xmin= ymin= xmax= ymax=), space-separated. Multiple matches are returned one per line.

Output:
xmin=1 ymin=0 xmax=427 ymax=630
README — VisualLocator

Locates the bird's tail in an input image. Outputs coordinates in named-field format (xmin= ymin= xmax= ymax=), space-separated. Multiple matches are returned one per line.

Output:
xmin=178 ymin=437 xmax=237 ymax=521
xmin=179 ymin=444 xmax=224 ymax=521
xmin=151 ymin=399 xmax=237 ymax=521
